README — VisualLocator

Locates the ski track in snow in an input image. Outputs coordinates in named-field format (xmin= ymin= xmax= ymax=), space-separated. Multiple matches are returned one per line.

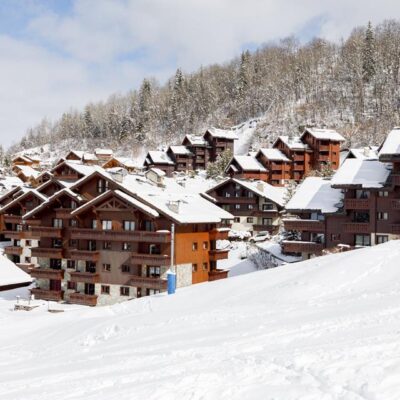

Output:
xmin=1 ymin=242 xmax=400 ymax=399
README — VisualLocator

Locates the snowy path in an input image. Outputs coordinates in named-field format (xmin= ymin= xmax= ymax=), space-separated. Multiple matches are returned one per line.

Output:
xmin=1 ymin=242 xmax=400 ymax=399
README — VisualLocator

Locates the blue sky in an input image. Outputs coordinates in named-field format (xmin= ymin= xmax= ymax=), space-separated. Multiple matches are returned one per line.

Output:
xmin=0 ymin=0 xmax=399 ymax=147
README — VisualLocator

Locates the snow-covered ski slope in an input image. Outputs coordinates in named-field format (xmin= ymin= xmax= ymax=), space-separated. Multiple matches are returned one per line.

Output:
xmin=1 ymin=241 xmax=400 ymax=399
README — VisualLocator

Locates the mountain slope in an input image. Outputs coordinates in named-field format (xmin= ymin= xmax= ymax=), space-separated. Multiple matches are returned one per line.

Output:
xmin=1 ymin=242 xmax=400 ymax=399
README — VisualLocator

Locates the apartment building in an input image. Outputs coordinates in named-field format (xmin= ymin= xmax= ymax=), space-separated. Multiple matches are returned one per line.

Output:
xmin=1 ymin=163 xmax=233 ymax=306
xmin=207 ymin=178 xmax=285 ymax=234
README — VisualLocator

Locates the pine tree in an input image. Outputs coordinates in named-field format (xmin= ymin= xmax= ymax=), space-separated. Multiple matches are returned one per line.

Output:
xmin=362 ymin=21 xmax=376 ymax=83
xmin=206 ymin=149 xmax=233 ymax=178
xmin=137 ymin=79 xmax=152 ymax=133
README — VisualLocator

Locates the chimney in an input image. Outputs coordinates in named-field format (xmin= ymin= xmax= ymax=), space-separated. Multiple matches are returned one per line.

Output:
xmin=256 ymin=181 xmax=264 ymax=192
xmin=363 ymin=147 xmax=369 ymax=157
xmin=167 ymin=200 xmax=180 ymax=214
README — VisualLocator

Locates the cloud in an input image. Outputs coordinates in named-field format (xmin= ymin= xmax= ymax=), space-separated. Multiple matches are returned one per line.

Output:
xmin=1 ymin=0 xmax=400 ymax=147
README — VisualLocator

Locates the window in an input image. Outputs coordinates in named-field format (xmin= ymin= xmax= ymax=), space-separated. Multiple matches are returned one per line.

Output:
xmin=91 ymin=219 xmax=97 ymax=229
xmin=263 ymin=218 xmax=272 ymax=226
xmin=192 ymin=242 xmax=198 ymax=251
xmin=311 ymin=212 xmax=325 ymax=221
xmin=202 ymin=262 xmax=208 ymax=271
xmin=103 ymin=241 xmax=112 ymax=250
xmin=203 ymin=241 xmax=208 ymax=250
xmin=235 ymin=204 xmax=240 ymax=210
xmin=331 ymin=233 xmax=341 ymax=241
xmin=248 ymin=204 xmax=254 ymax=210
xmin=377 ymin=212 xmax=388 ymax=220
xmin=120 ymin=286 xmax=130 ymax=296
xmin=248 ymin=192 xmax=254 ymax=198
xmin=102 ymin=220 xmax=112 ymax=230
xmin=122 ymin=242 xmax=131 ymax=251
xmin=67 ymin=260 xmax=76 ymax=269
xmin=102 ymin=263 xmax=111 ymax=272
xmin=192 ymin=264 xmax=198 ymax=272
xmin=235 ymin=192 xmax=240 ymax=197
xmin=101 ymin=285 xmax=110 ymax=295
xmin=50 ymin=259 xmax=62 ymax=269
xmin=25 ymin=240 xmax=31 ymax=246
xmin=149 ymin=244 xmax=160 ymax=254
xmin=88 ymin=240 xmax=96 ymax=251
xmin=70 ymin=219 xmax=77 ymax=227
xmin=222 ymin=205 xmax=231 ymax=211
xmin=25 ymin=257 xmax=31 ymax=263
xmin=52 ymin=218 xmax=63 ymax=228
xmin=148 ymin=266 xmax=161 ymax=277
xmin=355 ymin=234 xmax=371 ymax=246
xmin=354 ymin=212 xmax=369 ymax=223
xmin=147 ymin=289 xmax=160 ymax=295
xmin=123 ymin=221 xmax=135 ymax=231
xmin=16 ymin=224 xmax=23 ymax=232
xmin=225 ymin=192 xmax=231 ymax=198
xmin=377 ymin=235 xmax=389 ymax=244
xmin=262 ymin=203 xmax=274 ymax=211
xmin=121 ymin=265 xmax=130 ymax=273
xmin=86 ymin=262 xmax=96 ymax=273
xmin=143 ymin=220 xmax=154 ymax=231
xmin=378 ymin=191 xmax=389 ymax=197
xmin=69 ymin=239 xmax=77 ymax=247
xmin=52 ymin=238 xmax=62 ymax=248
xmin=355 ymin=190 xmax=370 ymax=199
xmin=71 ymin=201 xmax=77 ymax=210
xmin=247 ymin=217 xmax=254 ymax=223
xmin=234 ymin=217 xmax=240 ymax=223
xmin=67 ymin=281 xmax=76 ymax=291
xmin=97 ymin=179 xmax=109 ymax=194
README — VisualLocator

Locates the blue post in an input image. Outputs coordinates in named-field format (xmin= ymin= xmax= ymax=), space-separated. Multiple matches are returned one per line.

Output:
xmin=167 ymin=270 xmax=176 ymax=295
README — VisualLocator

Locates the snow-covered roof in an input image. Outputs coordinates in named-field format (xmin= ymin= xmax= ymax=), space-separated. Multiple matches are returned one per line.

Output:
xmin=168 ymin=146 xmax=193 ymax=156
xmin=12 ymin=155 xmax=34 ymax=163
xmin=147 ymin=151 xmax=175 ymax=165
xmin=67 ymin=150 xmax=85 ymax=159
xmin=232 ymin=179 xmax=286 ymax=206
xmin=14 ymin=165 xmax=40 ymax=179
xmin=257 ymin=148 xmax=290 ymax=162
xmin=230 ymin=156 xmax=267 ymax=172
xmin=275 ymin=136 xmax=310 ymax=150
xmin=115 ymin=157 xmax=140 ymax=169
xmin=82 ymin=153 xmax=98 ymax=161
xmin=95 ymin=148 xmax=113 ymax=156
xmin=303 ymin=127 xmax=345 ymax=142
xmin=0 ymin=254 xmax=32 ymax=289
xmin=147 ymin=168 xmax=165 ymax=177
xmin=0 ymin=188 xmax=47 ymax=214
xmin=184 ymin=134 xmax=207 ymax=146
xmin=331 ymin=159 xmax=391 ymax=188
xmin=206 ymin=127 xmax=238 ymax=140
xmin=378 ymin=128 xmax=400 ymax=159
xmin=285 ymin=177 xmax=343 ymax=213
xmin=56 ymin=161 xmax=108 ymax=178
xmin=347 ymin=147 xmax=378 ymax=161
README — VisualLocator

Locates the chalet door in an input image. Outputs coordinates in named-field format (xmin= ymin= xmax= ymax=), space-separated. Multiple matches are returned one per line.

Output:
xmin=50 ymin=279 xmax=61 ymax=291
xmin=263 ymin=218 xmax=272 ymax=226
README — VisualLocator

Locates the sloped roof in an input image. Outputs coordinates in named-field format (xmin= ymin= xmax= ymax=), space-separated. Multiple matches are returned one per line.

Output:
xmin=303 ymin=127 xmax=345 ymax=142
xmin=183 ymin=134 xmax=207 ymax=146
xmin=257 ymin=148 xmax=290 ymax=162
xmin=230 ymin=156 xmax=267 ymax=172
xmin=147 ymin=151 xmax=175 ymax=165
xmin=0 ymin=188 xmax=47 ymax=214
xmin=378 ymin=128 xmax=400 ymax=158
xmin=347 ymin=147 xmax=378 ymax=161
xmin=206 ymin=127 xmax=238 ymax=140
xmin=275 ymin=136 xmax=310 ymax=150
xmin=0 ymin=254 xmax=32 ymax=289
xmin=14 ymin=165 xmax=40 ymax=179
xmin=168 ymin=146 xmax=193 ymax=156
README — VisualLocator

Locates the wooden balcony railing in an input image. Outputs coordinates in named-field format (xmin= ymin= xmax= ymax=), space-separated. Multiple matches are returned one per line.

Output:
xmin=4 ymin=246 xmax=22 ymax=255
xmin=54 ymin=208 xmax=73 ymax=219
xmin=214 ymin=196 xmax=257 ymax=204
xmin=30 ymin=226 xmax=63 ymax=238
xmin=31 ymin=247 xmax=63 ymax=259
xmin=282 ymin=241 xmax=324 ymax=254
xmin=131 ymin=253 xmax=170 ymax=266
xmin=283 ymin=219 xmax=325 ymax=232
xmin=209 ymin=249 xmax=229 ymax=261
xmin=69 ymin=271 xmax=100 ymax=284
xmin=318 ymin=145 xmax=330 ymax=151
xmin=69 ymin=228 xmax=171 ymax=243
xmin=292 ymin=154 xmax=305 ymax=162
xmin=209 ymin=228 xmax=230 ymax=241
xmin=69 ymin=250 xmax=99 ymax=262
xmin=292 ymin=165 xmax=305 ymax=171
xmin=31 ymin=288 xmax=64 ymax=301
xmin=344 ymin=198 xmax=370 ymax=210
xmin=3 ymin=215 xmax=22 ymax=224
xmin=129 ymin=276 xmax=167 ymax=290
xmin=54 ymin=174 xmax=80 ymax=181
xmin=16 ymin=263 xmax=35 ymax=273
xmin=30 ymin=268 xmax=64 ymax=280
xmin=69 ymin=292 xmax=98 ymax=306
xmin=317 ymin=155 xmax=330 ymax=162
xmin=2 ymin=230 xmax=25 ymax=240
xmin=208 ymin=269 xmax=228 ymax=282
xmin=252 ymin=224 xmax=278 ymax=232
xmin=343 ymin=222 xmax=371 ymax=233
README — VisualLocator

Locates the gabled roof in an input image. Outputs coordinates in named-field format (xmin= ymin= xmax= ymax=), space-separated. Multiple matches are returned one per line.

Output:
xmin=0 ymin=254 xmax=32 ymax=289
xmin=12 ymin=155 xmax=34 ymax=163
xmin=346 ymin=147 xmax=378 ymax=161
xmin=302 ymin=127 xmax=345 ymax=142
xmin=205 ymin=127 xmax=238 ymax=140
xmin=228 ymin=156 xmax=267 ymax=172
xmin=257 ymin=148 xmax=290 ymax=162
xmin=71 ymin=189 xmax=159 ymax=219
xmin=0 ymin=188 xmax=47 ymax=214
xmin=285 ymin=177 xmax=343 ymax=214
xmin=52 ymin=161 xmax=106 ymax=178
xmin=23 ymin=188 xmax=84 ymax=220
xmin=146 ymin=151 xmax=175 ymax=165
xmin=183 ymin=134 xmax=207 ymax=146
xmin=168 ymin=146 xmax=193 ymax=156
xmin=273 ymin=136 xmax=310 ymax=151
xmin=13 ymin=165 xmax=40 ymax=179
xmin=378 ymin=128 xmax=400 ymax=159
xmin=331 ymin=159 xmax=391 ymax=188
xmin=68 ymin=169 xmax=114 ymax=191
xmin=95 ymin=148 xmax=113 ymax=156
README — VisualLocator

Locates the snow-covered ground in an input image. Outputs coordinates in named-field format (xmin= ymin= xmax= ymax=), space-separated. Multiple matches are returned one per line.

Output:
xmin=1 ymin=241 xmax=400 ymax=399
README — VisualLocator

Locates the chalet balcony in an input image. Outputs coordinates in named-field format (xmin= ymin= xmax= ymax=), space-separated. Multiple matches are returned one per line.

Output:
xmin=209 ymin=249 xmax=229 ymax=261
xmin=209 ymin=228 xmax=230 ymax=241
xmin=30 ymin=268 xmax=64 ymax=280
xmin=16 ymin=263 xmax=34 ymax=273
xmin=253 ymin=224 xmax=278 ymax=232
xmin=2 ymin=230 xmax=25 ymax=240
xmin=391 ymin=224 xmax=400 ymax=234
xmin=30 ymin=226 xmax=63 ymax=238
xmin=343 ymin=222 xmax=371 ymax=233
xmin=54 ymin=208 xmax=73 ymax=219
xmin=208 ymin=269 xmax=228 ymax=282
xmin=391 ymin=200 xmax=400 ymax=210
xmin=344 ymin=198 xmax=370 ymax=210
xmin=282 ymin=240 xmax=324 ymax=254
xmin=251 ymin=209 xmax=279 ymax=217
xmin=292 ymin=165 xmax=305 ymax=172
xmin=31 ymin=247 xmax=63 ymax=259
xmin=131 ymin=253 xmax=171 ymax=266
xmin=3 ymin=215 xmax=22 ymax=224
xmin=4 ymin=246 xmax=22 ymax=256
xmin=129 ymin=275 xmax=167 ymax=290
xmin=283 ymin=219 xmax=325 ymax=232
xmin=69 ymin=292 xmax=98 ymax=306
xmin=318 ymin=145 xmax=330 ymax=151
xmin=69 ymin=271 xmax=100 ymax=284
xmin=31 ymin=288 xmax=64 ymax=302
xmin=69 ymin=228 xmax=171 ymax=243
xmin=292 ymin=154 xmax=304 ymax=162
xmin=391 ymin=174 xmax=400 ymax=186
xmin=69 ymin=250 xmax=99 ymax=262
xmin=54 ymin=174 xmax=80 ymax=181
xmin=214 ymin=196 xmax=257 ymax=204
xmin=317 ymin=155 xmax=330 ymax=162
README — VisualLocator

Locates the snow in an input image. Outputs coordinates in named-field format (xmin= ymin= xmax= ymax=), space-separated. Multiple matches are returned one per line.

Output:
xmin=1 ymin=241 xmax=400 ymax=398
xmin=230 ymin=155 xmax=267 ymax=171
xmin=206 ymin=127 xmax=238 ymax=140
xmin=13 ymin=165 xmax=40 ymax=179
xmin=303 ymin=127 xmax=345 ymax=142
xmin=257 ymin=241 xmax=301 ymax=263
xmin=169 ymin=145 xmax=193 ymax=156
xmin=331 ymin=159 xmax=391 ymax=188
xmin=0 ymin=176 xmax=23 ymax=194
xmin=257 ymin=148 xmax=290 ymax=161
xmin=184 ymin=134 xmax=207 ymax=146
xmin=0 ymin=253 xmax=32 ymax=288
xmin=286 ymin=177 xmax=343 ymax=213
xmin=378 ymin=127 xmax=400 ymax=157
xmin=147 ymin=150 xmax=175 ymax=165
xmin=232 ymin=119 xmax=260 ymax=154
xmin=347 ymin=146 xmax=378 ymax=161
xmin=275 ymin=135 xmax=310 ymax=150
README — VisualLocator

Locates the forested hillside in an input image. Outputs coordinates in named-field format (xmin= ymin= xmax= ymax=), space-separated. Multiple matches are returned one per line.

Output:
xmin=11 ymin=20 xmax=400 ymax=155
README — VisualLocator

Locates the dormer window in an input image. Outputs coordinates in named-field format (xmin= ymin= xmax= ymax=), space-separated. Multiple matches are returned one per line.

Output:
xmin=97 ymin=179 xmax=109 ymax=193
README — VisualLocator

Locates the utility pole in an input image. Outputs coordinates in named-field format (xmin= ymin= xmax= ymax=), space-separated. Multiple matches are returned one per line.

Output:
xmin=167 ymin=223 xmax=176 ymax=294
